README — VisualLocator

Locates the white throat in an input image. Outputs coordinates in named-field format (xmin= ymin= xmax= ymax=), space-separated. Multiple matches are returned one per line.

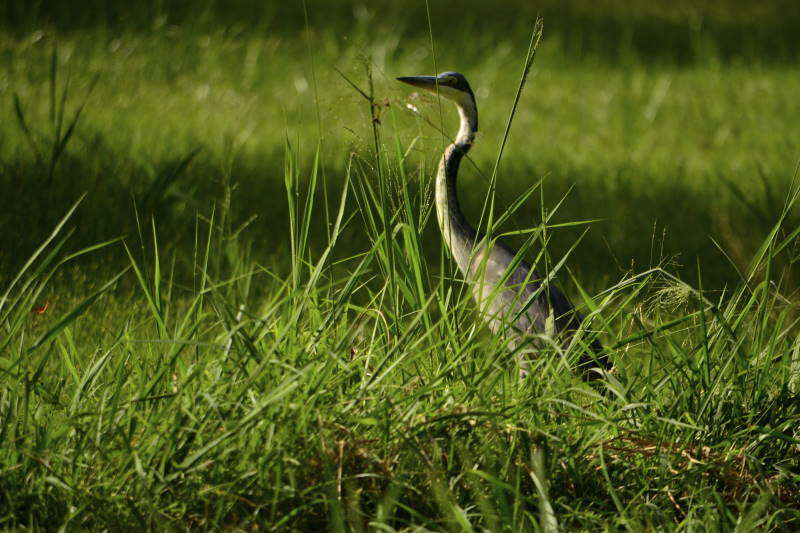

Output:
xmin=455 ymin=93 xmax=477 ymax=146
xmin=434 ymin=90 xmax=479 ymax=275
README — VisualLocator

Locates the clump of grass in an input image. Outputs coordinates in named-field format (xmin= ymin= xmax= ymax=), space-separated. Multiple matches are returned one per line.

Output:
xmin=2 ymin=8 xmax=800 ymax=531
xmin=3 ymin=52 xmax=800 ymax=533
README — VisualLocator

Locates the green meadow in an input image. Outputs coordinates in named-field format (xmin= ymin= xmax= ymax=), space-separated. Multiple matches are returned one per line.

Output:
xmin=1 ymin=1 xmax=799 ymax=529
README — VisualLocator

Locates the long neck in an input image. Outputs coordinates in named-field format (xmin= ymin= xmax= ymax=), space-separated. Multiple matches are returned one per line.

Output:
xmin=436 ymin=95 xmax=479 ymax=275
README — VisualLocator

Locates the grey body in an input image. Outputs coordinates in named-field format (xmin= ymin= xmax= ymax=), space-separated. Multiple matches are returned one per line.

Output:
xmin=398 ymin=72 xmax=609 ymax=375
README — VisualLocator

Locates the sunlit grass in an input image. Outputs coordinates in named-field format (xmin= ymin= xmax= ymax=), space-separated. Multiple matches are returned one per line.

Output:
xmin=1 ymin=4 xmax=800 ymax=529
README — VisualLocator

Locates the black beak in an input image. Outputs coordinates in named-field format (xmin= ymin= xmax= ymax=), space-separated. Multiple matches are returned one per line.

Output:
xmin=396 ymin=75 xmax=439 ymax=90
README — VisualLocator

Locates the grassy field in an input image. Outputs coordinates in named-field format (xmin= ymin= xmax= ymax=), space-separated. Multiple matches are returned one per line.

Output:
xmin=2 ymin=1 xmax=800 ymax=529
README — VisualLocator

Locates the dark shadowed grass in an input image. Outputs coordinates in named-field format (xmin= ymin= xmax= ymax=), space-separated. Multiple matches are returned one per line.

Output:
xmin=4 ymin=0 xmax=800 ymax=64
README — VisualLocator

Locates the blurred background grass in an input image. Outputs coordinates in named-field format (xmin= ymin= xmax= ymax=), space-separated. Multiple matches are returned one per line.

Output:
xmin=1 ymin=0 xmax=799 ymax=290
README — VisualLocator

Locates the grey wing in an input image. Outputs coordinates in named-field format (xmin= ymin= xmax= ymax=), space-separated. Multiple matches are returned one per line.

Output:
xmin=508 ymin=259 xmax=579 ymax=335
xmin=517 ymin=261 xmax=610 ymax=370
xmin=474 ymin=240 xmax=611 ymax=373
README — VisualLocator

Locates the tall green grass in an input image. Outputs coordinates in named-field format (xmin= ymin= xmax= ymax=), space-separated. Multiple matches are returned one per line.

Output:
xmin=2 ymin=4 xmax=800 ymax=529
xmin=2 ymin=28 xmax=800 ymax=529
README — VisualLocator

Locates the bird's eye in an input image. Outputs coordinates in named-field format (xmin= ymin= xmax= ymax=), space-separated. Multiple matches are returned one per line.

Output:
xmin=441 ymin=76 xmax=457 ymax=86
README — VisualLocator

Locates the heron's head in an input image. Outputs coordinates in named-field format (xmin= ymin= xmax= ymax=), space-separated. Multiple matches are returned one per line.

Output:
xmin=397 ymin=71 xmax=475 ymax=107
